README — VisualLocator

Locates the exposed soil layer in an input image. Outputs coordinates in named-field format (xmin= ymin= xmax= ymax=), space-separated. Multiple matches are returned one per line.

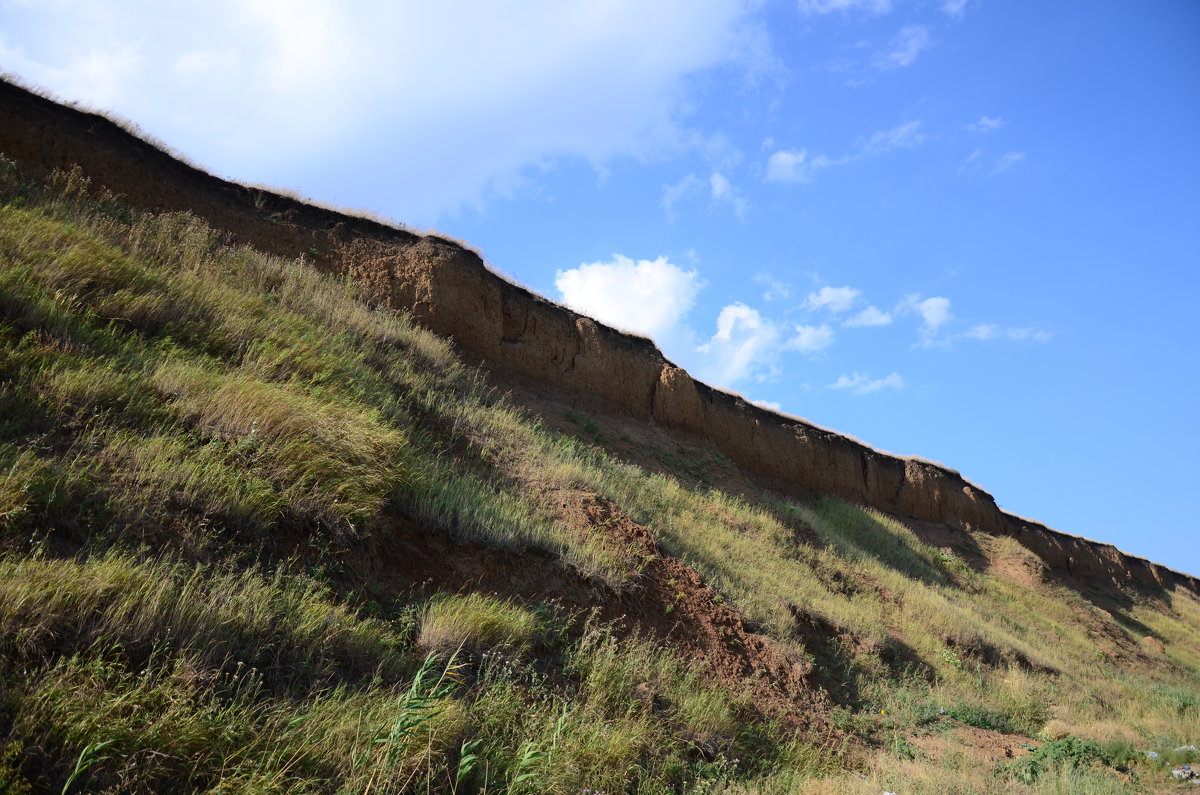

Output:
xmin=2 ymin=76 xmax=1195 ymax=599
xmin=339 ymin=494 xmax=827 ymax=728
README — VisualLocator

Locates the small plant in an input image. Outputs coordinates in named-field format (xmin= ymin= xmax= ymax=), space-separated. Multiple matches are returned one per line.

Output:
xmin=62 ymin=739 xmax=117 ymax=794
xmin=945 ymin=703 xmax=1013 ymax=733
xmin=1000 ymin=735 xmax=1111 ymax=784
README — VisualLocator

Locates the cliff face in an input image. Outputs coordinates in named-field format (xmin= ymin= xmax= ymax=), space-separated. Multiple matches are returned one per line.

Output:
xmin=2 ymin=77 xmax=1193 ymax=595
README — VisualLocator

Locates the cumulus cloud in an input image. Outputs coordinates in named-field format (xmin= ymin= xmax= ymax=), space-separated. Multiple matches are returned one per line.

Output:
xmin=555 ymin=254 xmax=702 ymax=341
xmin=803 ymin=286 xmax=861 ymax=313
xmin=830 ymin=372 xmax=904 ymax=394
xmin=843 ymin=305 xmax=893 ymax=327
xmin=874 ymin=25 xmax=931 ymax=70
xmin=787 ymin=323 xmax=835 ymax=353
xmin=1 ymin=0 xmax=767 ymax=224
xmin=696 ymin=303 xmax=784 ymax=385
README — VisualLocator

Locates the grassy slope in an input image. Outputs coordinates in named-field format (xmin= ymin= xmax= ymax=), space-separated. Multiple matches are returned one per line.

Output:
xmin=0 ymin=158 xmax=1196 ymax=794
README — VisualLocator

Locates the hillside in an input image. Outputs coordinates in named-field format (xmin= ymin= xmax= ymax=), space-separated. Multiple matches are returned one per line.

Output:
xmin=1 ymin=77 xmax=1198 ymax=793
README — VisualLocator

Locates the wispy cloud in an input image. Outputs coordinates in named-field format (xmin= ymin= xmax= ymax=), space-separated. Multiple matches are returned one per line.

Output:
xmin=942 ymin=0 xmax=968 ymax=18
xmin=661 ymin=173 xmax=705 ymax=218
xmin=991 ymin=151 xmax=1026 ymax=174
xmin=843 ymin=305 xmax=893 ymax=327
xmin=796 ymin=0 xmax=893 ymax=15
xmin=709 ymin=171 xmax=748 ymax=219
xmin=803 ymin=286 xmax=861 ymax=313
xmin=754 ymin=272 xmax=791 ymax=301
xmin=765 ymin=149 xmax=841 ymax=183
xmin=661 ymin=171 xmax=747 ymax=219
xmin=967 ymin=115 xmax=1005 ymax=133
xmin=766 ymin=120 xmax=923 ymax=184
xmin=861 ymin=120 xmax=925 ymax=155
xmin=874 ymin=25 xmax=931 ymax=70
xmin=830 ymin=372 xmax=904 ymax=394
xmin=965 ymin=324 xmax=1052 ymax=343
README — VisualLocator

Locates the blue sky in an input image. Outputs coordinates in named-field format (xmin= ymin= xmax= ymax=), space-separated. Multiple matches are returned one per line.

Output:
xmin=3 ymin=1 xmax=1198 ymax=575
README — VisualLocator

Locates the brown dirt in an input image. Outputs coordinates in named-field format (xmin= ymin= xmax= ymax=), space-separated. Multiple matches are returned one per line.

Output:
xmin=909 ymin=722 xmax=1035 ymax=767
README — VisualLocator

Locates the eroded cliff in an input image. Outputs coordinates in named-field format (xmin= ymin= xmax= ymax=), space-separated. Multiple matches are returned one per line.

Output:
xmin=2 ymin=76 xmax=1192 ymax=596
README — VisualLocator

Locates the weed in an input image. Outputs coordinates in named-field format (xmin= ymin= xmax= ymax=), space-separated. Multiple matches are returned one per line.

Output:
xmin=1000 ymin=735 xmax=1112 ymax=784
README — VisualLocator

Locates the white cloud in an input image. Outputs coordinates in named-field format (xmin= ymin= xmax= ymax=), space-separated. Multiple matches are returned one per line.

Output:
xmin=765 ymin=149 xmax=838 ymax=183
xmin=697 ymin=303 xmax=783 ymax=385
xmin=942 ymin=0 xmax=968 ymax=18
xmin=830 ymin=372 xmax=904 ymax=394
xmin=555 ymin=254 xmax=701 ymax=341
xmin=967 ymin=115 xmax=1005 ymax=133
xmin=752 ymin=398 xmax=783 ymax=411
xmin=967 ymin=324 xmax=1052 ymax=343
xmin=861 ymin=120 xmax=924 ymax=155
xmin=803 ymin=286 xmax=861 ymax=313
xmin=787 ymin=323 xmax=835 ymax=353
xmin=991 ymin=151 xmax=1026 ymax=174
xmin=843 ymin=305 xmax=893 ymax=327
xmin=710 ymin=171 xmax=732 ymax=200
xmin=1006 ymin=327 xmax=1052 ymax=343
xmin=797 ymin=0 xmax=893 ymax=14
xmin=766 ymin=120 xmax=921 ymax=185
xmin=965 ymin=323 xmax=999 ymax=340
xmin=874 ymin=25 xmax=931 ymax=70
xmin=0 ymin=0 xmax=767 ymax=224
xmin=710 ymin=171 xmax=748 ymax=219
xmin=900 ymin=294 xmax=953 ymax=341
xmin=754 ymin=272 xmax=790 ymax=301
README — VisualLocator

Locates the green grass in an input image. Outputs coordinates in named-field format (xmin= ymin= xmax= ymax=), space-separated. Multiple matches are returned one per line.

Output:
xmin=1 ymin=156 xmax=1198 ymax=792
